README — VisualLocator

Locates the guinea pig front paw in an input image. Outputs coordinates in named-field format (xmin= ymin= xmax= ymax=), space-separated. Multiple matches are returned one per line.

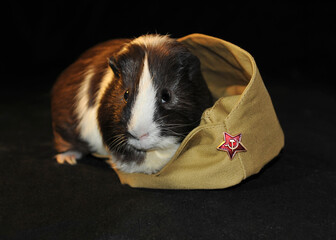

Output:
xmin=55 ymin=151 xmax=82 ymax=165
xmin=104 ymin=156 xmax=115 ymax=169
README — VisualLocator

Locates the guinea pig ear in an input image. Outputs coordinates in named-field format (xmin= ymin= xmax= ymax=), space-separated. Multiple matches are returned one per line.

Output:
xmin=183 ymin=52 xmax=202 ymax=82
xmin=108 ymin=57 xmax=120 ymax=77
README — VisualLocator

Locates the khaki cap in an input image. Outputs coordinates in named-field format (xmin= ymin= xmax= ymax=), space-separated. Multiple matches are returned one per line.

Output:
xmin=114 ymin=33 xmax=285 ymax=189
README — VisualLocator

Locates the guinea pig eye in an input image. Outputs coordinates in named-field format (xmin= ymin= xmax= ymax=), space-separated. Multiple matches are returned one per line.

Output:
xmin=161 ymin=89 xmax=171 ymax=104
xmin=124 ymin=90 xmax=129 ymax=102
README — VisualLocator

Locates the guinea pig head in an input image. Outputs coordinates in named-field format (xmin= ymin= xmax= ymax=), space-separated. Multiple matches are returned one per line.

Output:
xmin=98 ymin=35 xmax=213 ymax=164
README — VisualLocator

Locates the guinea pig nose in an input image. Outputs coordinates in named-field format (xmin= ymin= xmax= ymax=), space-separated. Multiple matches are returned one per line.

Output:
xmin=139 ymin=133 xmax=149 ymax=140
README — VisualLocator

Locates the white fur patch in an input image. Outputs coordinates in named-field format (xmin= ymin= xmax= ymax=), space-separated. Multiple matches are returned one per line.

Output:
xmin=112 ymin=141 xmax=179 ymax=174
xmin=118 ymin=34 xmax=172 ymax=55
xmin=131 ymin=34 xmax=171 ymax=48
xmin=75 ymin=68 xmax=113 ymax=155
xmin=97 ymin=68 xmax=114 ymax=103
xmin=123 ymin=54 xmax=180 ymax=174
xmin=127 ymin=55 xmax=159 ymax=150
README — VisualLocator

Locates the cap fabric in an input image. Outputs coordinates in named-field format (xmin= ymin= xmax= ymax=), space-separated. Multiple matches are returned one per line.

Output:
xmin=114 ymin=33 xmax=285 ymax=189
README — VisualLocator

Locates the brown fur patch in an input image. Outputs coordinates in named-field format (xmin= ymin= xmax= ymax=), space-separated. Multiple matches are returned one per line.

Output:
xmin=51 ymin=39 xmax=131 ymax=154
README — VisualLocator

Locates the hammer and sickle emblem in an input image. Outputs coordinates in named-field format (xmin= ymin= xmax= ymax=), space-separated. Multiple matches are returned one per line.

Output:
xmin=227 ymin=139 xmax=239 ymax=150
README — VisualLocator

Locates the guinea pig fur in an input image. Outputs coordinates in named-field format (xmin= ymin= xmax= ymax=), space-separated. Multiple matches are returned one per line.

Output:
xmin=51 ymin=34 xmax=213 ymax=174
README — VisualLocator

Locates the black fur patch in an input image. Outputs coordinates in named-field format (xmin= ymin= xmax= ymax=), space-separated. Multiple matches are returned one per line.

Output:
xmin=145 ymin=39 xmax=213 ymax=140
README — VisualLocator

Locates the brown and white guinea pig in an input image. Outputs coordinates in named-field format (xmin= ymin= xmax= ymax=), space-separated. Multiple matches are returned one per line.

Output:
xmin=51 ymin=34 xmax=213 ymax=174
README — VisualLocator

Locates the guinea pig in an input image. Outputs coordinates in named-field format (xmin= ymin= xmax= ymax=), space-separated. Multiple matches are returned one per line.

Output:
xmin=51 ymin=34 xmax=213 ymax=174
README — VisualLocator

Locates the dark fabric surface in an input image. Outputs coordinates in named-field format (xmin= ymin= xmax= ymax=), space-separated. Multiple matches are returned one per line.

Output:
xmin=1 ymin=2 xmax=335 ymax=239
xmin=1 ymin=75 xmax=335 ymax=239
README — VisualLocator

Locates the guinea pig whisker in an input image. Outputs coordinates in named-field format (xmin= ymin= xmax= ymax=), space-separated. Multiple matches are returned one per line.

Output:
xmin=158 ymin=118 xmax=202 ymax=128
xmin=163 ymin=123 xmax=197 ymax=128
xmin=160 ymin=129 xmax=189 ymax=138
xmin=112 ymin=137 xmax=126 ymax=148
xmin=107 ymin=135 xmax=127 ymax=151
xmin=155 ymin=115 xmax=170 ymax=122
xmin=105 ymin=133 xmax=124 ymax=143
xmin=160 ymin=123 xmax=200 ymax=131
xmin=113 ymin=142 xmax=126 ymax=154
xmin=115 ymin=140 xmax=127 ymax=153
xmin=107 ymin=135 xmax=124 ymax=146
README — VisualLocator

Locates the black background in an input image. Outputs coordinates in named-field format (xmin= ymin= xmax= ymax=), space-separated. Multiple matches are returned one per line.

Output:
xmin=2 ymin=2 xmax=335 ymax=86
xmin=1 ymin=2 xmax=335 ymax=239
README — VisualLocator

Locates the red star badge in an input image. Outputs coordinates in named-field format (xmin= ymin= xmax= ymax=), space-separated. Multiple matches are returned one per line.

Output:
xmin=217 ymin=132 xmax=247 ymax=160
